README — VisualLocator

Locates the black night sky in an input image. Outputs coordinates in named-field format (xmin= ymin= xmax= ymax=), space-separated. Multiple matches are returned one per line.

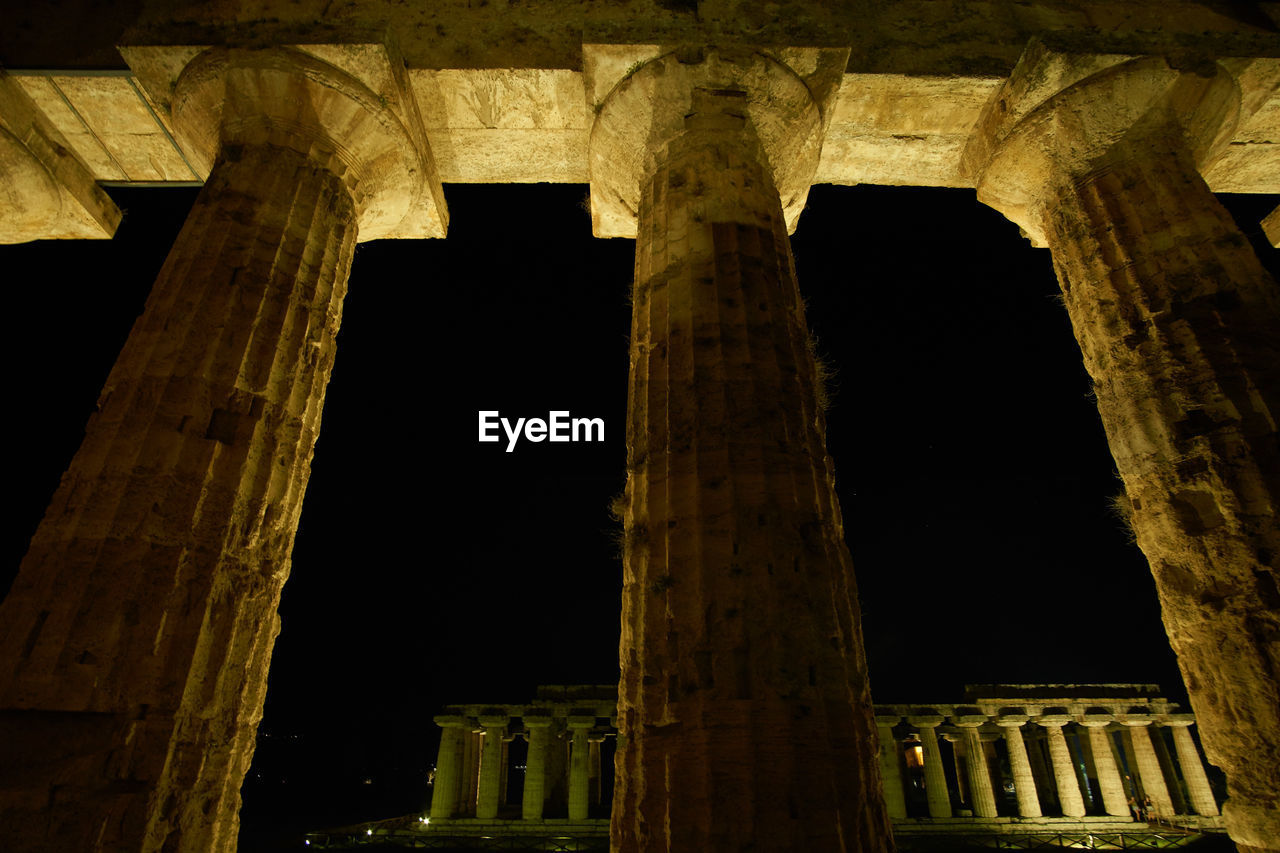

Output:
xmin=3 ymin=182 xmax=1277 ymax=847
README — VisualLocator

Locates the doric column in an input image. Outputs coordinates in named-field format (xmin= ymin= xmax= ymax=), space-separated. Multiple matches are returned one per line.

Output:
xmin=1037 ymin=717 xmax=1086 ymax=817
xmin=909 ymin=716 xmax=953 ymax=818
xmin=969 ymin=45 xmax=1279 ymax=852
xmin=0 ymin=45 xmax=441 ymax=853
xmin=996 ymin=715 xmax=1042 ymax=818
xmin=875 ymin=715 xmax=909 ymax=819
xmin=595 ymin=47 xmax=890 ymax=853
xmin=1122 ymin=720 xmax=1175 ymax=818
xmin=954 ymin=716 xmax=998 ymax=818
xmin=1079 ymin=715 xmax=1131 ymax=818
xmin=567 ymin=716 xmax=594 ymax=821
xmin=1164 ymin=716 xmax=1220 ymax=817
xmin=588 ymin=735 xmax=605 ymax=806
xmin=521 ymin=717 xmax=554 ymax=821
xmin=431 ymin=716 xmax=470 ymax=819
xmin=476 ymin=715 xmax=509 ymax=819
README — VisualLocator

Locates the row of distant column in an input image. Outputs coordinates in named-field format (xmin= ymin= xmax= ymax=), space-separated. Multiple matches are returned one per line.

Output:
xmin=431 ymin=714 xmax=609 ymax=822
xmin=876 ymin=714 xmax=1218 ymax=821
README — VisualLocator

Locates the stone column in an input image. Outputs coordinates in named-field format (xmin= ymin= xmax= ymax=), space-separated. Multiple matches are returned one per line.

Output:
xmin=1037 ymin=717 xmax=1086 ymax=817
xmin=588 ymin=735 xmax=605 ymax=806
xmin=597 ymin=48 xmax=891 ymax=853
xmin=1151 ymin=726 xmax=1187 ymax=815
xmin=875 ymin=716 xmax=909 ymax=819
xmin=996 ymin=716 xmax=1042 ymax=818
xmin=970 ymin=47 xmax=1279 ymax=851
xmin=1123 ymin=720 xmax=1175 ymax=819
xmin=1079 ymin=716 xmax=1131 ymax=818
xmin=567 ymin=716 xmax=593 ymax=821
xmin=521 ymin=717 xmax=554 ymax=821
xmin=477 ymin=715 xmax=509 ymax=820
xmin=1164 ymin=716 xmax=1220 ymax=816
xmin=431 ymin=716 xmax=470 ymax=819
xmin=462 ymin=729 xmax=481 ymax=816
xmin=0 ymin=45 xmax=441 ymax=853
xmin=954 ymin=717 xmax=998 ymax=818
xmin=943 ymin=734 xmax=969 ymax=807
xmin=910 ymin=716 xmax=953 ymax=818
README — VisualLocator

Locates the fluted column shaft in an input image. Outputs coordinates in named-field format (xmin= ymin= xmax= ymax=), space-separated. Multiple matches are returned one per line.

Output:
xmin=912 ymin=720 xmax=952 ymax=818
xmin=1045 ymin=129 xmax=1280 ymax=849
xmin=569 ymin=720 xmax=592 ymax=821
xmin=876 ymin=717 xmax=908 ymax=819
xmin=612 ymin=93 xmax=890 ymax=852
xmin=0 ymin=140 xmax=356 ymax=852
xmin=1125 ymin=723 xmax=1174 ymax=818
xmin=958 ymin=724 xmax=998 ymax=817
xmin=1040 ymin=722 xmax=1086 ymax=817
xmin=1082 ymin=722 xmax=1130 ymax=818
xmin=999 ymin=720 xmax=1042 ymax=818
xmin=1168 ymin=723 xmax=1219 ymax=816
xmin=522 ymin=719 xmax=553 ymax=821
xmin=432 ymin=718 xmax=469 ymax=819
xmin=477 ymin=717 xmax=508 ymax=820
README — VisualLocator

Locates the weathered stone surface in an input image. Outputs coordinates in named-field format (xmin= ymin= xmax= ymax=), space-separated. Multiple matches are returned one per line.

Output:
xmin=0 ymin=139 xmax=356 ymax=852
xmin=613 ymin=83 xmax=891 ymax=851
xmin=0 ymin=45 xmax=448 ymax=852
xmin=995 ymin=715 xmax=1043 ymax=818
xmin=970 ymin=46 xmax=1280 ymax=852
xmin=0 ymin=70 xmax=120 ymax=242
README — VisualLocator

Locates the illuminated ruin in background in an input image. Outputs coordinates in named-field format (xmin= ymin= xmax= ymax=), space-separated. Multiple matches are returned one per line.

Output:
xmin=0 ymin=3 xmax=1277 ymax=851
xmin=304 ymin=684 xmax=1226 ymax=850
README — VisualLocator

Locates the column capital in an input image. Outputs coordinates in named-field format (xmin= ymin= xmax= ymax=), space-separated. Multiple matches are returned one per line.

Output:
xmin=963 ymin=40 xmax=1240 ymax=248
xmin=1160 ymin=714 xmax=1196 ymax=728
xmin=522 ymin=716 xmax=555 ymax=729
xmin=434 ymin=715 xmax=472 ymax=729
xmin=952 ymin=715 xmax=989 ymax=728
xmin=994 ymin=714 xmax=1030 ymax=728
xmin=906 ymin=715 xmax=944 ymax=729
xmin=583 ymin=44 xmax=847 ymax=239
xmin=122 ymin=42 xmax=446 ymax=240
xmin=477 ymin=715 xmax=509 ymax=730
xmin=1077 ymin=713 xmax=1115 ymax=728
xmin=566 ymin=715 xmax=596 ymax=730
xmin=1118 ymin=717 xmax=1155 ymax=727
xmin=1035 ymin=714 xmax=1072 ymax=728
xmin=874 ymin=715 xmax=901 ymax=728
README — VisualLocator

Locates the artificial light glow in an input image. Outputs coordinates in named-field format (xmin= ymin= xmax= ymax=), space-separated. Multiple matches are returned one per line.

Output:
xmin=366 ymin=829 xmax=373 ymax=836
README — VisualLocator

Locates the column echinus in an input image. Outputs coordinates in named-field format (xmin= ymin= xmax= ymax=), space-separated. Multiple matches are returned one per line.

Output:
xmin=0 ymin=44 xmax=444 ymax=853
xmin=586 ymin=46 xmax=892 ymax=852
xmin=967 ymin=41 xmax=1280 ymax=852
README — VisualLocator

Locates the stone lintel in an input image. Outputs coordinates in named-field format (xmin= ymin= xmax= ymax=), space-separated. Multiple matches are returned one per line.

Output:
xmin=0 ymin=71 xmax=121 ymax=243
xmin=120 ymin=40 xmax=447 ymax=240
xmin=583 ymin=43 xmax=847 ymax=239
xmin=1262 ymin=204 xmax=1280 ymax=247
